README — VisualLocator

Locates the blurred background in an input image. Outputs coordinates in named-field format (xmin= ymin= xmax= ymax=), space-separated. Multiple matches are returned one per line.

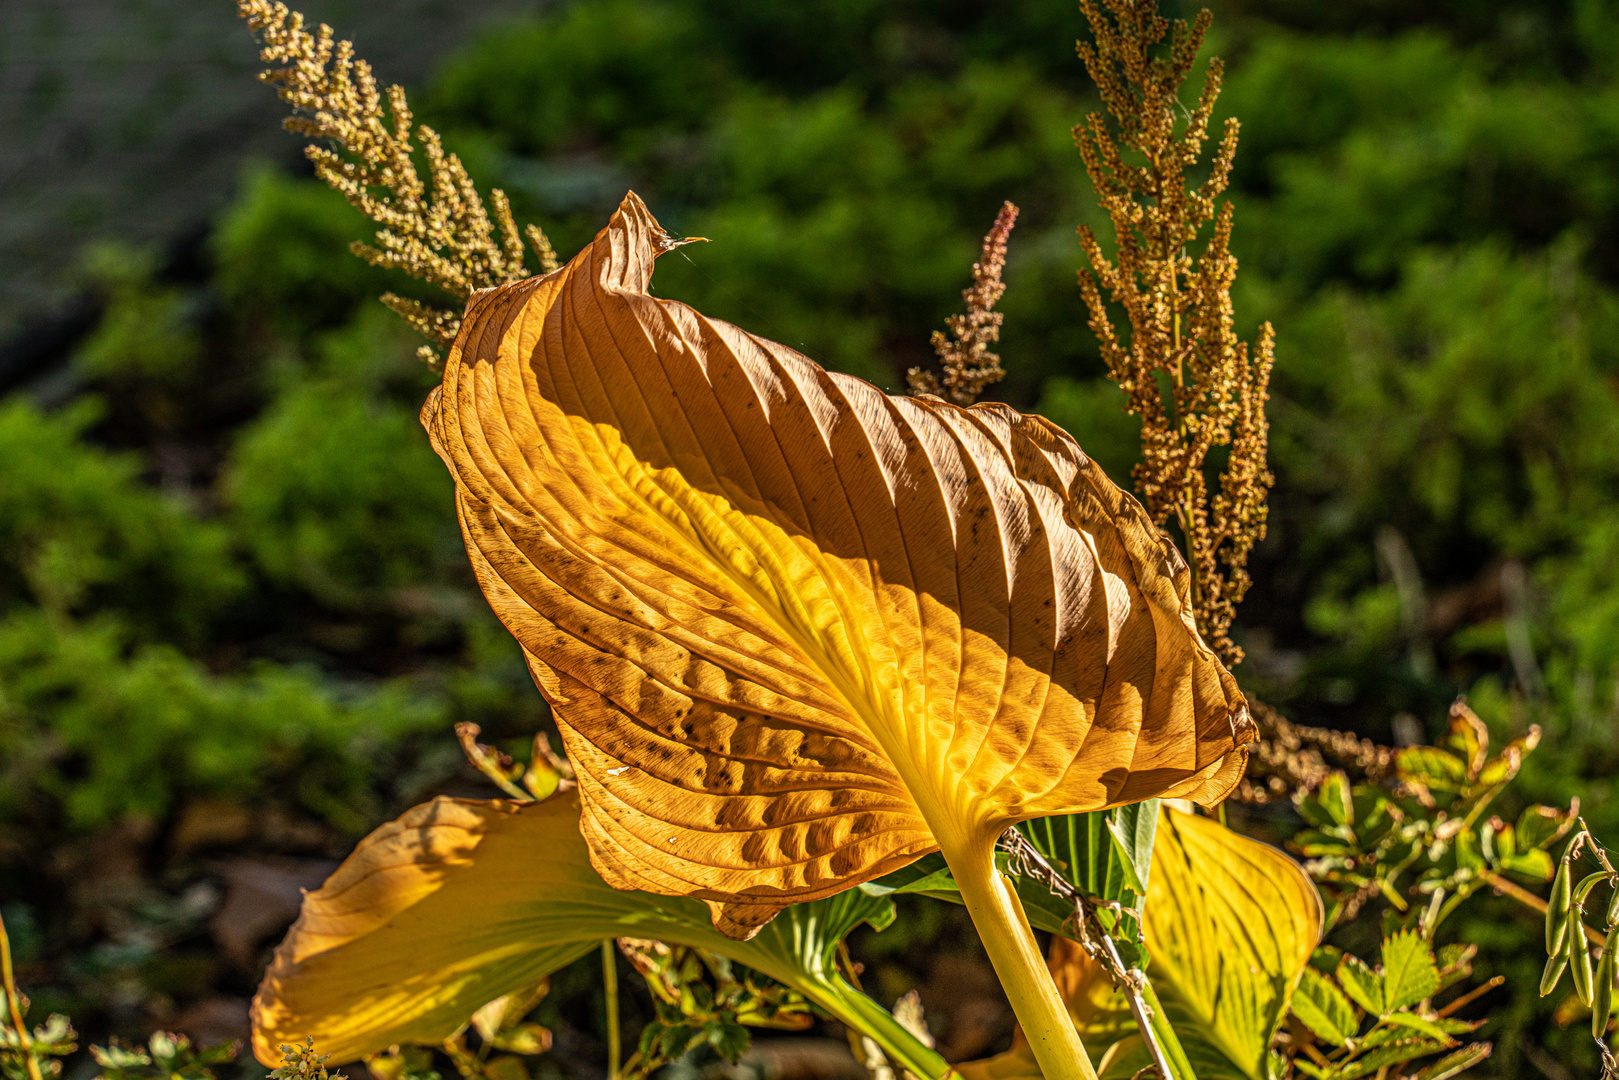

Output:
xmin=3 ymin=0 xmax=1619 ymax=1076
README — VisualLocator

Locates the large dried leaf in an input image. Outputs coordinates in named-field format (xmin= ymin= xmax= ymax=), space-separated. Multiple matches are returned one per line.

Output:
xmin=423 ymin=191 xmax=1254 ymax=937
xmin=250 ymin=793 xmax=939 ymax=1075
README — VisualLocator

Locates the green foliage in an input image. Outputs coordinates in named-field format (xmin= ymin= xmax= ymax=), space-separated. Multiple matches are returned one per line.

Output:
xmin=0 ymin=992 xmax=74 ymax=1080
xmin=90 ymin=1032 xmax=236 ymax=1080
xmin=212 ymin=168 xmax=396 ymax=335
xmin=619 ymin=945 xmax=808 ymax=1080
xmin=0 ymin=399 xmax=241 ymax=642
xmin=0 ymin=607 xmax=443 ymax=831
xmin=224 ymin=311 xmax=454 ymax=605
xmin=75 ymin=246 xmax=201 ymax=383
xmin=1289 ymin=935 xmax=1485 ymax=1080
xmin=1292 ymin=703 xmax=1567 ymax=931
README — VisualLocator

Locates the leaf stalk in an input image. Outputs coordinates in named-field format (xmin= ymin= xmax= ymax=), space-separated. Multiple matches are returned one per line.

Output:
xmin=947 ymin=835 xmax=1100 ymax=1080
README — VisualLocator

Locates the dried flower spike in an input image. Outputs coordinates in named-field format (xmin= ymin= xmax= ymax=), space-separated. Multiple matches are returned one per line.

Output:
xmin=909 ymin=202 xmax=1018 ymax=406
xmin=1074 ymin=0 xmax=1275 ymax=664
xmin=236 ymin=1 xmax=561 ymax=354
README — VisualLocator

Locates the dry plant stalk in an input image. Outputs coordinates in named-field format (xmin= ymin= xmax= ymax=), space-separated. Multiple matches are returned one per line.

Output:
xmin=909 ymin=202 xmax=1018 ymax=406
xmin=1231 ymin=700 xmax=1397 ymax=805
xmin=236 ymin=1 xmax=560 ymax=365
xmin=1074 ymin=0 xmax=1275 ymax=664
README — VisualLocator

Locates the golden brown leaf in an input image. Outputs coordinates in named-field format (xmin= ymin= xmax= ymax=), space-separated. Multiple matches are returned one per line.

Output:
xmin=422 ymin=192 xmax=1255 ymax=938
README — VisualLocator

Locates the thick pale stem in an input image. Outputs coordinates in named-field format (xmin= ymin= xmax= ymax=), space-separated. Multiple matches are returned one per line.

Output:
xmin=948 ymin=837 xmax=1099 ymax=1080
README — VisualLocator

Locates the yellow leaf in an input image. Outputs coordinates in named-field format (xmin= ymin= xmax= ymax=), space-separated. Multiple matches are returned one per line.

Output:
xmin=423 ymin=191 xmax=1254 ymax=938
xmin=1143 ymin=807 xmax=1323 ymax=1079
xmin=250 ymin=792 xmax=940 ymax=1076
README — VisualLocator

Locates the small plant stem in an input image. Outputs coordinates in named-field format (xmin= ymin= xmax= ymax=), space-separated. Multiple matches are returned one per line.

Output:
xmin=0 ymin=912 xmax=45 ymax=1080
xmin=1436 ymin=976 xmax=1504 ymax=1018
xmin=1137 ymin=981 xmax=1196 ymax=1080
xmin=947 ymin=837 xmax=1099 ymax=1080
xmin=801 ymin=976 xmax=950 ymax=1080
xmin=1484 ymin=869 xmax=1604 ymax=946
xmin=601 ymin=940 xmax=620 ymax=1080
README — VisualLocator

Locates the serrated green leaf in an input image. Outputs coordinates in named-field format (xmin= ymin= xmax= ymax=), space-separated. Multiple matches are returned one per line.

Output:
xmin=1336 ymin=1038 xmax=1449 ymax=1079
xmin=1397 ymin=747 xmax=1469 ymax=791
xmin=1383 ymin=1011 xmax=1457 ymax=1045
xmin=1382 ymin=931 xmax=1441 ymax=1012
xmin=1337 ymin=954 xmax=1385 ymax=1016
xmin=661 ymin=1024 xmax=696 ymax=1059
xmin=1290 ymin=968 xmax=1358 ymax=1046
xmin=707 ymin=1021 xmax=750 ymax=1062
xmin=1410 ymin=1043 xmax=1493 ymax=1080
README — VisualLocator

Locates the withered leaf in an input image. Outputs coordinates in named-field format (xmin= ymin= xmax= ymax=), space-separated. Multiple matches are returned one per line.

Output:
xmin=423 ymin=192 xmax=1255 ymax=937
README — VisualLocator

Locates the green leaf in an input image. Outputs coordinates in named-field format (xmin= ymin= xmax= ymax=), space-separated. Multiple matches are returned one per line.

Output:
xmin=1020 ymin=806 xmax=1147 ymax=905
xmin=1397 ymin=747 xmax=1469 ymax=791
xmin=1410 ymin=1043 xmax=1493 ymax=1079
xmin=1143 ymin=808 xmax=1323 ymax=1080
xmin=1335 ymin=1039 xmax=1450 ymax=1079
xmin=1106 ymin=800 xmax=1159 ymax=896
xmin=865 ymin=852 xmax=1080 ymax=942
xmin=707 ymin=1021 xmax=750 ymax=1062
xmin=1381 ymin=931 xmax=1441 ymax=1012
xmin=1497 ymin=850 xmax=1553 ymax=880
xmin=1517 ymin=805 xmax=1575 ymax=852
xmin=1290 ymin=968 xmax=1358 ymax=1046
xmin=660 ymin=1024 xmax=696 ymax=1059
xmin=860 ymin=853 xmax=957 ymax=898
xmin=1317 ymin=772 xmax=1355 ymax=827
xmin=1337 ymin=954 xmax=1386 ymax=1016
xmin=1382 ymin=1011 xmax=1457 ymax=1045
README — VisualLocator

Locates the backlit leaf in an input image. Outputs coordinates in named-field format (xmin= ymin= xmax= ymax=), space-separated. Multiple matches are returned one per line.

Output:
xmin=1290 ymin=968 xmax=1357 ymax=1047
xmin=249 ymin=793 xmax=940 ymax=1076
xmin=423 ymin=192 xmax=1255 ymax=936
xmin=1381 ymin=931 xmax=1441 ymax=1012
xmin=1439 ymin=702 xmax=1489 ymax=782
xmin=1410 ymin=1043 xmax=1493 ymax=1079
xmin=1144 ymin=807 xmax=1324 ymax=1079
xmin=1106 ymin=800 xmax=1158 ymax=897
xmin=1337 ymin=954 xmax=1385 ymax=1016
xmin=1383 ymin=1011 xmax=1457 ymax=1045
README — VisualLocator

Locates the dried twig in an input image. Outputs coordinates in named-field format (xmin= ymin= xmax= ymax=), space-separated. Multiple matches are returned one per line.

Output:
xmin=910 ymin=202 xmax=1019 ymax=406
